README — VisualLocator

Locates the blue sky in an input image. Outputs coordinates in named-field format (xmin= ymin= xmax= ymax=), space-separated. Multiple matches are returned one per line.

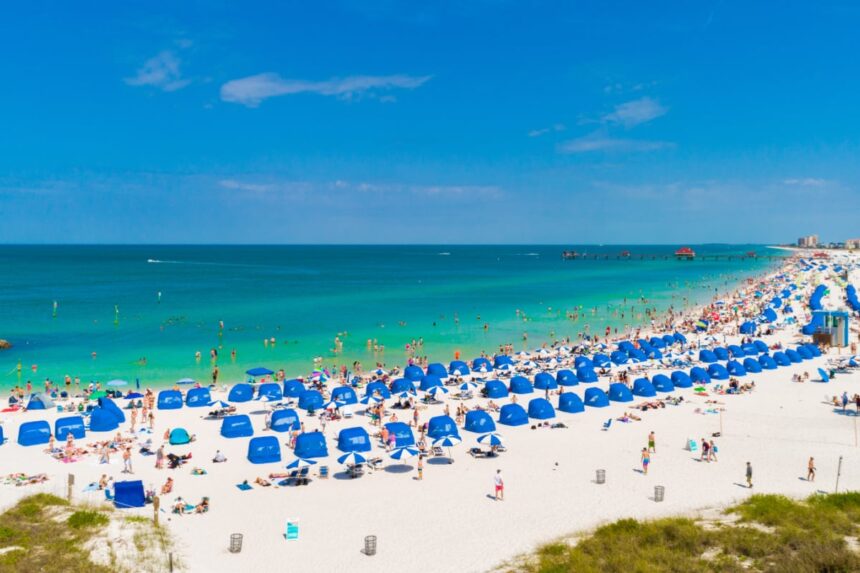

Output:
xmin=1 ymin=1 xmax=858 ymax=244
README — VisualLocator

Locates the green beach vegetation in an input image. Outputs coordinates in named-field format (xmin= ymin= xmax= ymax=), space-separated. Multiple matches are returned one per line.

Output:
xmin=0 ymin=493 xmax=177 ymax=573
xmin=506 ymin=492 xmax=860 ymax=572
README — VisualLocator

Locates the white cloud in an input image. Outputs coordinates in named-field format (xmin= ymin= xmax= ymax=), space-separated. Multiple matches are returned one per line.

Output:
xmin=125 ymin=51 xmax=190 ymax=92
xmin=528 ymin=123 xmax=566 ymax=137
xmin=602 ymin=97 xmax=668 ymax=127
xmin=558 ymin=132 xmax=673 ymax=153
xmin=220 ymin=73 xmax=432 ymax=107
xmin=783 ymin=178 xmax=828 ymax=187
xmin=217 ymin=178 xmax=500 ymax=200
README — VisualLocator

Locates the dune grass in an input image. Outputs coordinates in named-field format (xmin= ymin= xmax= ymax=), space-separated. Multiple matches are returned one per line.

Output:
xmin=511 ymin=492 xmax=860 ymax=573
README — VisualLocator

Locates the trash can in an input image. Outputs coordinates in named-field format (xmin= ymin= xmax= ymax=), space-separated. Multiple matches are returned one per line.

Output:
xmin=229 ymin=533 xmax=243 ymax=553
xmin=654 ymin=485 xmax=665 ymax=502
xmin=596 ymin=469 xmax=606 ymax=484
xmin=364 ymin=535 xmax=377 ymax=556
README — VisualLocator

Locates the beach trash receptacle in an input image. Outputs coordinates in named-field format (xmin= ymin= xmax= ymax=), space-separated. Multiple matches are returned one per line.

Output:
xmin=364 ymin=535 xmax=377 ymax=556
xmin=229 ymin=533 xmax=243 ymax=553
xmin=655 ymin=485 xmax=665 ymax=502
xmin=596 ymin=469 xmax=606 ymax=484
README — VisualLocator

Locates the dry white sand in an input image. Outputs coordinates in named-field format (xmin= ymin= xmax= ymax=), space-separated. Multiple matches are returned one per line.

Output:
xmin=1 ymin=261 xmax=859 ymax=573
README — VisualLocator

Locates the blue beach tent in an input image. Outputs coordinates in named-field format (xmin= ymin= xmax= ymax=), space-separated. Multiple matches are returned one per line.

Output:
xmin=673 ymin=332 xmax=687 ymax=344
xmin=727 ymin=345 xmax=745 ymax=358
xmin=297 ymin=390 xmax=324 ymax=411
xmin=498 ymin=403 xmax=529 ymax=426
xmin=610 ymin=351 xmax=628 ymax=365
xmin=419 ymin=375 xmax=443 ymax=392
xmin=726 ymin=360 xmax=747 ymax=377
xmin=26 ymin=393 xmax=54 ymax=410
xmin=484 ymin=380 xmax=509 ymax=399
xmin=54 ymin=416 xmax=86 ymax=440
xmin=228 ymin=383 xmax=254 ymax=402
xmin=331 ymin=386 xmax=358 ymax=405
xmin=257 ymin=383 xmax=283 ymax=401
xmin=271 ymin=409 xmax=301 ymax=432
xmin=632 ymin=378 xmax=657 ymax=397
xmin=509 ymin=376 xmax=534 ymax=394
xmin=294 ymin=432 xmax=328 ymax=459
xmin=713 ymin=347 xmax=730 ymax=361
xmin=246 ymin=367 xmax=274 ymax=377
xmin=365 ymin=381 xmax=392 ymax=399
xmin=618 ymin=341 xmax=636 ymax=353
xmin=556 ymin=369 xmax=578 ymax=386
xmin=662 ymin=334 xmax=676 ymax=346
xmin=384 ymin=422 xmax=415 ymax=447
xmin=99 ymin=397 xmax=126 ymax=423
xmin=772 ymin=351 xmax=791 ymax=366
xmin=464 ymin=410 xmax=497 ymax=433
xmin=574 ymin=356 xmax=594 ymax=369
xmin=185 ymin=387 xmax=211 ymax=408
xmin=527 ymin=398 xmax=556 ymax=420
xmin=608 ymin=383 xmax=633 ymax=403
xmin=89 ymin=407 xmax=119 ymax=432
xmin=628 ymin=349 xmax=648 ymax=362
xmin=652 ymin=374 xmax=674 ymax=393
xmin=494 ymin=355 xmax=515 ymax=367
xmin=743 ymin=358 xmax=763 ymax=373
xmin=169 ymin=428 xmax=192 ymax=445
xmin=698 ymin=349 xmax=717 ymax=363
xmin=671 ymin=371 xmax=693 ymax=388
xmin=114 ymin=480 xmax=145 ymax=509
xmin=248 ymin=436 xmax=281 ymax=464
xmin=690 ymin=367 xmax=711 ymax=384
xmin=785 ymin=349 xmax=803 ymax=363
xmin=283 ymin=379 xmax=306 ymax=398
xmin=404 ymin=365 xmax=424 ymax=381
xmin=558 ymin=392 xmax=585 ymax=413
xmin=17 ymin=420 xmax=51 ymax=446
xmin=741 ymin=344 xmax=758 ymax=356
xmin=157 ymin=389 xmax=183 ymax=410
xmin=576 ymin=368 xmax=598 ymax=383
xmin=426 ymin=363 xmax=448 ymax=378
xmin=534 ymin=372 xmax=557 ymax=390
xmin=796 ymin=346 xmax=813 ymax=360
xmin=584 ymin=387 xmax=609 ymax=407
xmin=593 ymin=354 xmax=611 ymax=367
xmin=650 ymin=336 xmax=666 ymax=349
xmin=805 ymin=343 xmax=822 ymax=357
xmin=390 ymin=378 xmax=415 ymax=394
xmin=758 ymin=354 xmax=777 ymax=370
xmin=337 ymin=427 xmax=372 ymax=452
xmin=449 ymin=361 xmax=470 ymax=376
xmin=220 ymin=415 xmax=254 ymax=438
xmin=707 ymin=364 xmax=730 ymax=380
xmin=427 ymin=415 xmax=459 ymax=439
xmin=471 ymin=357 xmax=492 ymax=372
xmin=739 ymin=321 xmax=756 ymax=335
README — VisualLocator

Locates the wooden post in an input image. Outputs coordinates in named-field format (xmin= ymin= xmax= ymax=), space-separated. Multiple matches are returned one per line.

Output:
xmin=169 ymin=552 xmax=174 ymax=572
xmin=67 ymin=473 xmax=74 ymax=502
xmin=153 ymin=495 xmax=160 ymax=526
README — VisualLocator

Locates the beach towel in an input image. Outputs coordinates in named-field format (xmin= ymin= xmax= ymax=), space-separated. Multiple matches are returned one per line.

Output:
xmin=285 ymin=519 xmax=299 ymax=540
xmin=236 ymin=483 xmax=252 ymax=491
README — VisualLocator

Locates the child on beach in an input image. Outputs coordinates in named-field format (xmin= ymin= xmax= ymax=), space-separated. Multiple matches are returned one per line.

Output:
xmin=641 ymin=448 xmax=650 ymax=475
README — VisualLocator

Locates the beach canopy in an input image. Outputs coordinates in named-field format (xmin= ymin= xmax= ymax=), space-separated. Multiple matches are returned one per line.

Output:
xmin=17 ymin=420 xmax=51 ymax=446
xmin=584 ymin=387 xmax=609 ymax=407
xmin=608 ymin=383 xmax=633 ymax=403
xmin=818 ymin=368 xmax=830 ymax=383
xmin=449 ymin=360 xmax=470 ymax=376
xmin=390 ymin=378 xmax=415 ymax=394
xmin=330 ymin=386 xmax=358 ymax=405
xmin=365 ymin=380 xmax=392 ymax=399
xmin=558 ymin=392 xmax=584 ymax=413
xmin=796 ymin=346 xmax=813 ymax=360
xmin=98 ymin=397 xmax=126 ymax=423
xmin=610 ymin=351 xmax=628 ymax=365
xmin=472 ymin=357 xmax=492 ymax=371
xmin=527 ymin=398 xmax=556 ymax=420
xmin=384 ymin=422 xmax=415 ymax=447
xmin=228 ymin=383 xmax=254 ymax=403
xmin=246 ymin=367 xmax=274 ymax=377
xmin=26 ymin=393 xmax=54 ymax=410
xmin=257 ymin=383 xmax=283 ymax=402
xmin=297 ymin=390 xmax=324 ymax=411
xmin=671 ymin=371 xmax=693 ymax=388
xmin=713 ymin=347 xmax=730 ymax=361
xmin=498 ymin=403 xmax=529 ymax=426
xmin=754 ymin=340 xmax=769 ymax=353
xmin=772 ymin=351 xmax=791 ymax=366
xmin=629 ymin=348 xmax=648 ymax=362
xmin=593 ymin=353 xmax=611 ymax=367
xmin=294 ymin=432 xmax=328 ymax=459
xmin=114 ymin=480 xmax=145 ymax=509
xmin=618 ymin=341 xmax=636 ymax=353
xmin=632 ymin=378 xmax=656 ymax=397
xmin=483 ymin=380 xmax=508 ymax=399
xmin=157 ymin=389 xmax=183 ymax=410
xmin=419 ymin=375 xmax=443 ymax=392
xmin=220 ymin=414 xmax=254 ymax=438
xmin=727 ymin=345 xmax=745 ymax=358
xmin=758 ymin=354 xmax=777 ymax=370
xmin=726 ymin=360 xmax=747 ymax=377
xmin=427 ymin=415 xmax=460 ymax=439
xmin=556 ymin=369 xmax=578 ymax=387
xmin=574 ymin=356 xmax=594 ymax=369
xmin=743 ymin=358 xmax=763 ymax=374
xmin=169 ymin=428 xmax=192 ymax=445
xmin=248 ymin=436 xmax=281 ymax=464
xmin=652 ymin=374 xmax=674 ymax=393
xmin=690 ymin=366 xmax=711 ymax=384
xmin=576 ymin=367 xmax=598 ymax=383
xmin=89 ymin=407 xmax=120 ymax=432
xmin=534 ymin=372 xmax=557 ymax=390
xmin=55 ymin=415 xmax=86 ymax=440
xmin=707 ymin=363 xmax=730 ymax=380
xmin=464 ymin=410 xmax=497 ymax=433
xmin=494 ymin=355 xmax=515 ymax=368
xmin=404 ymin=365 xmax=424 ymax=381
xmin=282 ymin=379 xmax=305 ymax=398
xmin=337 ymin=426 xmax=372 ymax=453
xmin=674 ymin=332 xmax=687 ymax=344
xmin=785 ymin=349 xmax=803 ymax=363
xmin=185 ymin=387 xmax=211 ymax=408
xmin=426 ymin=363 xmax=448 ymax=378
xmin=270 ymin=409 xmax=301 ymax=432
xmin=805 ymin=343 xmax=822 ymax=357
xmin=509 ymin=376 xmax=534 ymax=395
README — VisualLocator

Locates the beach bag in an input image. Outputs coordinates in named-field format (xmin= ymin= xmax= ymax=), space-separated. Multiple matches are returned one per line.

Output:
xmin=686 ymin=439 xmax=697 ymax=452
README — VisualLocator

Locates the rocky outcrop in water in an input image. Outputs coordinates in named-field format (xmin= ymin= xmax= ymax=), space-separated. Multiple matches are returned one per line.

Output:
xmin=0 ymin=340 xmax=11 ymax=350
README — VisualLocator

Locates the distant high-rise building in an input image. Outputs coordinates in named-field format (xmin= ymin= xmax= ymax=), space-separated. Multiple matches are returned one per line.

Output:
xmin=797 ymin=234 xmax=819 ymax=248
xmin=846 ymin=238 xmax=860 ymax=250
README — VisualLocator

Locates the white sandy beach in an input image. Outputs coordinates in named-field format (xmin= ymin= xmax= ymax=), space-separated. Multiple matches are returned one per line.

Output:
xmin=2 ymin=252 xmax=860 ymax=573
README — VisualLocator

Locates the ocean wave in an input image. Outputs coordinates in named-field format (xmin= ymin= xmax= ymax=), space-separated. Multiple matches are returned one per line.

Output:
xmin=438 ymin=252 xmax=451 ymax=256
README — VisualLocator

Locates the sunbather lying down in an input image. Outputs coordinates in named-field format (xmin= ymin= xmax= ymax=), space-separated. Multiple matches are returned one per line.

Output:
xmin=5 ymin=473 xmax=49 ymax=486
xmin=255 ymin=477 xmax=271 ymax=486
xmin=173 ymin=496 xmax=209 ymax=514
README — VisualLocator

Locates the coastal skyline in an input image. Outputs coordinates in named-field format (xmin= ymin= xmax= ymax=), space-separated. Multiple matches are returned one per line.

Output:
xmin=2 ymin=1 xmax=859 ymax=244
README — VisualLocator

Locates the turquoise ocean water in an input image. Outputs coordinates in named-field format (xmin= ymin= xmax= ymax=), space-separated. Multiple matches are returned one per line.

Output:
xmin=0 ymin=245 xmax=783 ymax=389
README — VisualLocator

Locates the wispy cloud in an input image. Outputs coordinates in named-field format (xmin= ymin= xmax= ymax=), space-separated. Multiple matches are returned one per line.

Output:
xmin=528 ymin=123 xmax=566 ymax=138
xmin=783 ymin=178 xmax=828 ymax=187
xmin=558 ymin=132 xmax=673 ymax=154
xmin=125 ymin=50 xmax=190 ymax=92
xmin=220 ymin=73 xmax=432 ymax=107
xmin=218 ymin=178 xmax=500 ymax=200
xmin=602 ymin=97 xmax=668 ymax=128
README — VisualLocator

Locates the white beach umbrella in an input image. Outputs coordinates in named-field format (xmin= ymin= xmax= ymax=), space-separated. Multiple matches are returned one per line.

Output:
xmin=477 ymin=433 xmax=504 ymax=446
xmin=286 ymin=458 xmax=317 ymax=470
xmin=432 ymin=435 xmax=462 ymax=448
xmin=360 ymin=394 xmax=383 ymax=405
xmin=337 ymin=452 xmax=367 ymax=466
xmin=427 ymin=386 xmax=449 ymax=398
xmin=389 ymin=446 xmax=419 ymax=461
xmin=459 ymin=381 xmax=478 ymax=392
xmin=207 ymin=400 xmax=230 ymax=409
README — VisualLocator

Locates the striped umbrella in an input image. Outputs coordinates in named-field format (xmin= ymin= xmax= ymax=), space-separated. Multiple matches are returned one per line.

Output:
xmin=477 ymin=433 xmax=504 ymax=447
xmin=432 ymin=435 xmax=462 ymax=448
xmin=427 ymin=386 xmax=449 ymax=398
xmin=322 ymin=400 xmax=345 ymax=410
xmin=207 ymin=400 xmax=230 ymax=408
xmin=389 ymin=446 xmax=419 ymax=460
xmin=360 ymin=394 xmax=383 ymax=405
xmin=459 ymin=381 xmax=478 ymax=392
xmin=337 ymin=452 xmax=367 ymax=466
xmin=286 ymin=458 xmax=317 ymax=470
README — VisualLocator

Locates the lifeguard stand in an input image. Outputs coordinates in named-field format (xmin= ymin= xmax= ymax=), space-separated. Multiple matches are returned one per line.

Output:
xmin=810 ymin=310 xmax=850 ymax=347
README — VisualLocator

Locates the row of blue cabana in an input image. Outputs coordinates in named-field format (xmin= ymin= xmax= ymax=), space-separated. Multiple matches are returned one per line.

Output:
xmin=15 ymin=396 xmax=128 ymax=446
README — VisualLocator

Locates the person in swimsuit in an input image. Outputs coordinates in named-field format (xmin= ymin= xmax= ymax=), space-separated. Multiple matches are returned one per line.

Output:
xmin=641 ymin=448 xmax=650 ymax=475
xmin=648 ymin=431 xmax=656 ymax=453
xmin=807 ymin=457 xmax=816 ymax=482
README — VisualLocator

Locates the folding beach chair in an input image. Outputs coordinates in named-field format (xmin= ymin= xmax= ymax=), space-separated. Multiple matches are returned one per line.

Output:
xmin=432 ymin=446 xmax=445 ymax=457
xmin=602 ymin=419 xmax=612 ymax=431
xmin=319 ymin=465 xmax=329 ymax=479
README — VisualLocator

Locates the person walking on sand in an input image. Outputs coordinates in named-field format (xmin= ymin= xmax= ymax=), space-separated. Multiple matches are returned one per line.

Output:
xmin=417 ymin=455 xmax=424 ymax=480
xmin=648 ymin=431 xmax=656 ymax=453
xmin=494 ymin=469 xmax=504 ymax=501
xmin=746 ymin=461 xmax=753 ymax=488
xmin=807 ymin=457 xmax=816 ymax=482
xmin=842 ymin=391 xmax=849 ymax=413
xmin=708 ymin=440 xmax=718 ymax=462
xmin=641 ymin=448 xmax=650 ymax=475
xmin=122 ymin=446 xmax=133 ymax=474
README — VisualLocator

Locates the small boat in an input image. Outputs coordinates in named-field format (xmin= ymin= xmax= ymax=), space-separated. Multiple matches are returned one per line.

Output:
xmin=561 ymin=250 xmax=578 ymax=260
xmin=674 ymin=247 xmax=695 ymax=260
xmin=619 ymin=250 xmax=631 ymax=258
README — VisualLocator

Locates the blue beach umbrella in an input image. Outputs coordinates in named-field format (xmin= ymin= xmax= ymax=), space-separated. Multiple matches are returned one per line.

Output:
xmin=396 ymin=391 xmax=417 ymax=400
xmin=286 ymin=457 xmax=317 ymax=470
xmin=459 ymin=381 xmax=478 ymax=392
xmin=432 ymin=435 xmax=462 ymax=448
xmin=322 ymin=400 xmax=345 ymax=410
xmin=207 ymin=400 xmax=231 ymax=408
xmin=106 ymin=380 xmax=128 ymax=387
xmin=389 ymin=446 xmax=419 ymax=461
xmin=360 ymin=395 xmax=383 ymax=405
xmin=177 ymin=378 xmax=195 ymax=385
xmin=818 ymin=368 xmax=830 ymax=383
xmin=477 ymin=433 xmax=504 ymax=447
xmin=337 ymin=452 xmax=367 ymax=466
xmin=124 ymin=392 xmax=144 ymax=400
xmin=427 ymin=386 xmax=449 ymax=398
